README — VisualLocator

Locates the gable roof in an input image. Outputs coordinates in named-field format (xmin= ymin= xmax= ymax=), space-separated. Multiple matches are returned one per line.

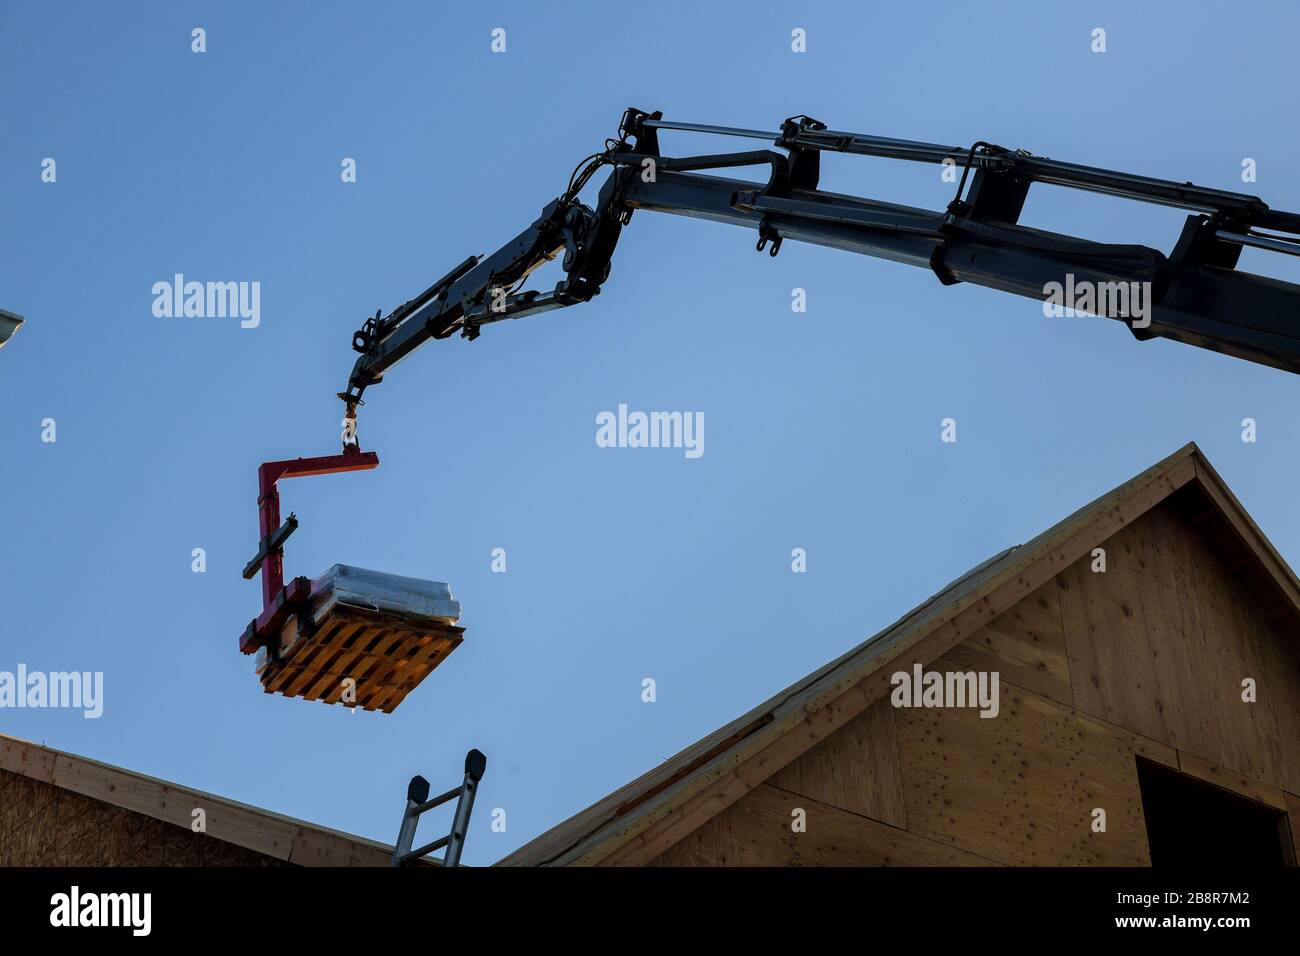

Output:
xmin=0 ymin=733 xmax=414 ymax=866
xmin=498 ymin=442 xmax=1300 ymax=866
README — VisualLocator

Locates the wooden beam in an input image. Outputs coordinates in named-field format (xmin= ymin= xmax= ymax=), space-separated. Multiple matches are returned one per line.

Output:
xmin=0 ymin=735 xmax=56 ymax=783
xmin=1176 ymin=751 xmax=1289 ymax=812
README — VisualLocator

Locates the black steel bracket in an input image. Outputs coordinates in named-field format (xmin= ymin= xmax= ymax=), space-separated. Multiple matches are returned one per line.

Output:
xmin=241 ymin=513 xmax=298 ymax=581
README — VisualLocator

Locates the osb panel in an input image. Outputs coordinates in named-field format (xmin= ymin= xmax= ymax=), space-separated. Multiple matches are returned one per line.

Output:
xmin=1061 ymin=501 xmax=1300 ymax=792
xmin=649 ymin=783 xmax=991 ymax=866
xmin=0 ymin=769 xmax=290 ymax=867
xmin=98 ymin=805 xmax=137 ymax=864
xmin=129 ymin=817 xmax=167 ymax=866
xmin=51 ymin=788 xmax=101 ymax=867
xmin=2 ymin=772 xmax=58 ymax=838
xmin=768 ymin=695 xmax=907 ymax=827
xmin=941 ymin=577 xmax=1073 ymax=706
xmin=894 ymin=683 xmax=1176 ymax=866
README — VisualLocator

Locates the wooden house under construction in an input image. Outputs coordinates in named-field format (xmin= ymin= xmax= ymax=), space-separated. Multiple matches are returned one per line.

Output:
xmin=499 ymin=443 xmax=1300 ymax=867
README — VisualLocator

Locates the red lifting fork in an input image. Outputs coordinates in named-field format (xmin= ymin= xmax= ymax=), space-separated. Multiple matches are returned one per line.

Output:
xmin=239 ymin=409 xmax=378 ymax=655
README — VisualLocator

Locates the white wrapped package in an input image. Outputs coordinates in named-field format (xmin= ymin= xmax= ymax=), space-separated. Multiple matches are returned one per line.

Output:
xmin=308 ymin=564 xmax=461 ymax=626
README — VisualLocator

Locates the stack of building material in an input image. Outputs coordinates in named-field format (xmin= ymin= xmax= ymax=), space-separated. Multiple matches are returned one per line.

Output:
xmin=256 ymin=565 xmax=463 ymax=712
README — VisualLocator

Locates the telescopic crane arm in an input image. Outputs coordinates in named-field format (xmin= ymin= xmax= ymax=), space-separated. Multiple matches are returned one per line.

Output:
xmin=340 ymin=108 xmax=1300 ymax=413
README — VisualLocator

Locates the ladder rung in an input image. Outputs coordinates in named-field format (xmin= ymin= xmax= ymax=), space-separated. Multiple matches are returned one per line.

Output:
xmin=399 ymin=834 xmax=449 ymax=864
xmin=414 ymin=786 xmax=462 ymax=815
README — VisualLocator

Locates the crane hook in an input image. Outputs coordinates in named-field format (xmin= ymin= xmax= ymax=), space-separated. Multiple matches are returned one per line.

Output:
xmin=342 ymin=400 xmax=361 ymax=452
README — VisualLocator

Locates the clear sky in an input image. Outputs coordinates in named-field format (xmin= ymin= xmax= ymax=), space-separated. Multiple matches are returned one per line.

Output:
xmin=3 ymin=1 xmax=1299 ymax=865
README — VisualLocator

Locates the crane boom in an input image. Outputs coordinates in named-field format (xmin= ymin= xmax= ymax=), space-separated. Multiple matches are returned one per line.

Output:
xmin=340 ymin=108 xmax=1300 ymax=411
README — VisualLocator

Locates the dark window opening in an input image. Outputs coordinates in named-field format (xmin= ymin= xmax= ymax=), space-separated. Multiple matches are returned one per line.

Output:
xmin=1136 ymin=758 xmax=1293 ymax=866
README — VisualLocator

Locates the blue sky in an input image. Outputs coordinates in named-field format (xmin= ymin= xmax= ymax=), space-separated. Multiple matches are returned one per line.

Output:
xmin=3 ymin=0 xmax=1299 ymax=865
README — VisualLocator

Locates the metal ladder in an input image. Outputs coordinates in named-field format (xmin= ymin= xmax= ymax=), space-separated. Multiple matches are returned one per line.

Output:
xmin=391 ymin=749 xmax=486 ymax=867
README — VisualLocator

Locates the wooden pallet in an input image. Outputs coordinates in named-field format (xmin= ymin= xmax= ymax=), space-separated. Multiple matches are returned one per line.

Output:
xmin=260 ymin=604 xmax=464 ymax=712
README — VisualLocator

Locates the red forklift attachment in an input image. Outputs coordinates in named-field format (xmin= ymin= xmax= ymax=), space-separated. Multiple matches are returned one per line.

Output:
xmin=239 ymin=446 xmax=380 ymax=655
